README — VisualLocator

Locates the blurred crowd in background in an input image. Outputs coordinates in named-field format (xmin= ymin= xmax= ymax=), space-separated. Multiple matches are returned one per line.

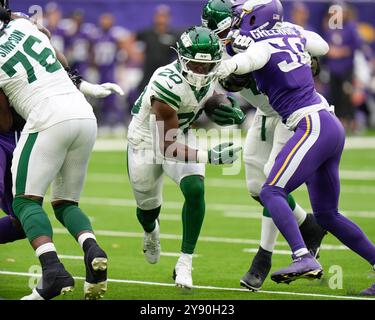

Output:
xmin=12 ymin=0 xmax=375 ymax=136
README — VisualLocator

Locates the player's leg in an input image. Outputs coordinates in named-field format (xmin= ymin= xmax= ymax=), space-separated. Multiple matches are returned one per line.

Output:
xmin=307 ymin=149 xmax=375 ymax=294
xmin=11 ymin=128 xmax=74 ymax=300
xmin=127 ymin=146 xmax=163 ymax=264
xmin=0 ymin=145 xmax=25 ymax=243
xmin=51 ymin=119 xmax=107 ymax=300
xmin=241 ymin=113 xmax=276 ymax=290
xmin=164 ymin=146 xmax=206 ymax=289
xmin=260 ymin=112 xmax=335 ymax=284
xmin=266 ymin=119 xmax=327 ymax=257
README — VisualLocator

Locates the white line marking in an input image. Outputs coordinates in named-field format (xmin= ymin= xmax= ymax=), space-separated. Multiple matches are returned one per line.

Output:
xmin=243 ymin=248 xmax=291 ymax=255
xmin=58 ymin=253 xmax=200 ymax=259
xmin=58 ymin=255 xmax=83 ymax=260
xmin=0 ymin=270 xmax=373 ymax=300
xmin=224 ymin=211 xmax=375 ymax=219
xmin=93 ymin=137 xmax=375 ymax=152
xmin=52 ymin=228 xmax=348 ymax=250
xmin=78 ymin=196 xmax=375 ymax=218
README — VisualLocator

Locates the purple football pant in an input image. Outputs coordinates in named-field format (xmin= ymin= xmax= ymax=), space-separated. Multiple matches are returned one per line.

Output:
xmin=260 ymin=110 xmax=375 ymax=265
xmin=0 ymin=136 xmax=25 ymax=244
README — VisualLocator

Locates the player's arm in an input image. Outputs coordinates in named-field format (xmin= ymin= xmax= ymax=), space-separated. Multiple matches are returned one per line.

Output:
xmin=301 ymin=29 xmax=329 ymax=57
xmin=151 ymin=99 xmax=241 ymax=164
xmin=217 ymin=41 xmax=271 ymax=79
xmin=0 ymin=89 xmax=12 ymax=133
xmin=151 ymin=99 xmax=199 ymax=162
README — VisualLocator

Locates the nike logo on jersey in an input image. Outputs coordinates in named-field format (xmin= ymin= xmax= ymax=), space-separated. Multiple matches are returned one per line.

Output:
xmin=165 ymin=81 xmax=173 ymax=89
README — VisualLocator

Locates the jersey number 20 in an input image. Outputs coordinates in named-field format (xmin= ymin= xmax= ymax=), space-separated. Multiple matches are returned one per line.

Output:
xmin=2 ymin=35 xmax=62 ymax=84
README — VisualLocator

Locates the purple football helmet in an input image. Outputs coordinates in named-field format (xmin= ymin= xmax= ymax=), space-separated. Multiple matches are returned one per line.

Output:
xmin=236 ymin=0 xmax=284 ymax=32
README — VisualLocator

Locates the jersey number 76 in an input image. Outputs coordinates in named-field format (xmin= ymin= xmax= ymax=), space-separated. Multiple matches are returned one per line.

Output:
xmin=1 ymin=34 xmax=62 ymax=84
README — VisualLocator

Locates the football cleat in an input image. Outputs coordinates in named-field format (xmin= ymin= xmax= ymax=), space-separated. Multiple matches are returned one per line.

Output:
xmin=300 ymin=214 xmax=327 ymax=259
xmin=84 ymin=244 xmax=108 ymax=300
xmin=360 ymin=283 xmax=375 ymax=296
xmin=240 ymin=246 xmax=272 ymax=291
xmin=21 ymin=263 xmax=74 ymax=300
xmin=271 ymin=253 xmax=323 ymax=284
xmin=173 ymin=254 xmax=193 ymax=289
xmin=143 ymin=220 xmax=161 ymax=264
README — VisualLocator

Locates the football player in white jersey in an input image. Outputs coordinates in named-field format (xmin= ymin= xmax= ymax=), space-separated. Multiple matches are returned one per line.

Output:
xmin=0 ymin=9 xmax=111 ymax=300
xmin=127 ymin=26 xmax=243 ymax=289
xmin=202 ymin=0 xmax=326 ymax=291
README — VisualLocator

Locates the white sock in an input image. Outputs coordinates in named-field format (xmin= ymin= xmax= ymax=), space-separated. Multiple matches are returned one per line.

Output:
xmin=179 ymin=253 xmax=193 ymax=264
xmin=292 ymin=203 xmax=307 ymax=226
xmin=35 ymin=243 xmax=56 ymax=258
xmin=260 ymin=216 xmax=279 ymax=253
xmin=78 ymin=232 xmax=96 ymax=249
xmin=294 ymin=248 xmax=309 ymax=257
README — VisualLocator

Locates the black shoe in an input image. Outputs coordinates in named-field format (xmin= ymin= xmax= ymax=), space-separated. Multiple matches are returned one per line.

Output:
xmin=240 ymin=247 xmax=272 ymax=291
xmin=84 ymin=244 xmax=108 ymax=300
xmin=300 ymin=214 xmax=327 ymax=258
xmin=21 ymin=263 xmax=74 ymax=300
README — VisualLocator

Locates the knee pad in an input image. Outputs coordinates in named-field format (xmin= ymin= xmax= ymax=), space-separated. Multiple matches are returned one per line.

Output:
xmin=180 ymin=175 xmax=205 ymax=200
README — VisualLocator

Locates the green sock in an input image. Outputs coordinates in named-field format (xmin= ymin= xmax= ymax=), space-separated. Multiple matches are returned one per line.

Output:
xmin=12 ymin=197 xmax=52 ymax=242
xmin=137 ymin=206 xmax=161 ymax=233
xmin=180 ymin=175 xmax=205 ymax=254
xmin=263 ymin=194 xmax=296 ymax=217
xmin=53 ymin=203 xmax=93 ymax=239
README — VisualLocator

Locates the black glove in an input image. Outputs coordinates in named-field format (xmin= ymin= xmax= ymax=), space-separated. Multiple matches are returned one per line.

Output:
xmin=65 ymin=67 xmax=83 ymax=87
xmin=311 ymin=56 xmax=321 ymax=77
xmin=219 ymin=73 xmax=252 ymax=92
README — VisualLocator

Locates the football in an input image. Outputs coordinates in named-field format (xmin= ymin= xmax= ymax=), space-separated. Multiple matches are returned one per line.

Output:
xmin=204 ymin=94 xmax=231 ymax=120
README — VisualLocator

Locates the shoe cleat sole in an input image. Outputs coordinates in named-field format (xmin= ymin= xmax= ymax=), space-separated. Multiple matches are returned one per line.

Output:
xmin=84 ymin=281 xmax=108 ymax=300
xmin=271 ymin=269 xmax=323 ymax=284
xmin=239 ymin=279 xmax=259 ymax=292
xmin=61 ymin=286 xmax=75 ymax=295
xmin=92 ymin=257 xmax=108 ymax=272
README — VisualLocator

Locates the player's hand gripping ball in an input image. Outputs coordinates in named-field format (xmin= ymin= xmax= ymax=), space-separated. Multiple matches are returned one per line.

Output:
xmin=204 ymin=94 xmax=245 ymax=126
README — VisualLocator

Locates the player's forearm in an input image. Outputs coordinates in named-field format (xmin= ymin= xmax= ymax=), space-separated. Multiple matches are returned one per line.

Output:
xmin=302 ymin=30 xmax=329 ymax=57
xmin=163 ymin=141 xmax=200 ymax=163
xmin=233 ymin=42 xmax=271 ymax=75
xmin=54 ymin=48 xmax=70 ymax=69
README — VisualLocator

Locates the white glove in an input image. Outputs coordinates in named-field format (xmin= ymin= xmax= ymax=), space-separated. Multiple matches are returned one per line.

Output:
xmin=216 ymin=60 xmax=238 ymax=80
xmin=79 ymin=81 xmax=125 ymax=98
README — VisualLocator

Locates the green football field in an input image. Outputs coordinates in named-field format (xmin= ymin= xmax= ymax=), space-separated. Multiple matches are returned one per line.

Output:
xmin=1 ymin=144 xmax=375 ymax=300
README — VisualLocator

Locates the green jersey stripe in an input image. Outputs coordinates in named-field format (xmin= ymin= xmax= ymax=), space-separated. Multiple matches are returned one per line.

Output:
xmin=15 ymin=132 xmax=38 ymax=196
xmin=153 ymin=90 xmax=180 ymax=110
xmin=152 ymin=81 xmax=181 ymax=102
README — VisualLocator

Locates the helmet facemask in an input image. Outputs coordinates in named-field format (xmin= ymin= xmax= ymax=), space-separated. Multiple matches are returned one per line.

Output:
xmin=178 ymin=53 xmax=222 ymax=90
xmin=175 ymin=27 xmax=223 ymax=90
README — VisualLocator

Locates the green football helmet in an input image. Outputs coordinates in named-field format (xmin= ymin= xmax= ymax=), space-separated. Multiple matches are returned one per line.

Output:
xmin=201 ymin=0 xmax=233 ymax=41
xmin=176 ymin=26 xmax=222 ymax=89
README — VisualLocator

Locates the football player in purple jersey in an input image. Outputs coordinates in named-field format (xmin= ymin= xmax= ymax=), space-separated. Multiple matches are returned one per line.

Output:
xmin=219 ymin=0 xmax=375 ymax=295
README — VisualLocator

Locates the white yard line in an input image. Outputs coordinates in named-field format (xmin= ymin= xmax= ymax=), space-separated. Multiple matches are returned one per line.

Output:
xmin=78 ymin=196 xmax=375 ymax=218
xmin=57 ymin=253 xmax=200 ymax=260
xmin=0 ymin=270 xmax=373 ymax=300
xmin=52 ymin=228 xmax=348 ymax=250
xmin=93 ymin=137 xmax=375 ymax=152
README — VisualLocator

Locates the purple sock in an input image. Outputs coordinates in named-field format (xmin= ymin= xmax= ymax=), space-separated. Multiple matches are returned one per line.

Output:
xmin=260 ymin=185 xmax=307 ymax=253
xmin=0 ymin=215 xmax=26 ymax=244
xmin=315 ymin=211 xmax=375 ymax=265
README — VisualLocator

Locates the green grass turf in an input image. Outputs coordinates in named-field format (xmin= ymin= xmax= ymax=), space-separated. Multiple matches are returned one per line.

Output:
xmin=1 ymin=148 xmax=375 ymax=300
